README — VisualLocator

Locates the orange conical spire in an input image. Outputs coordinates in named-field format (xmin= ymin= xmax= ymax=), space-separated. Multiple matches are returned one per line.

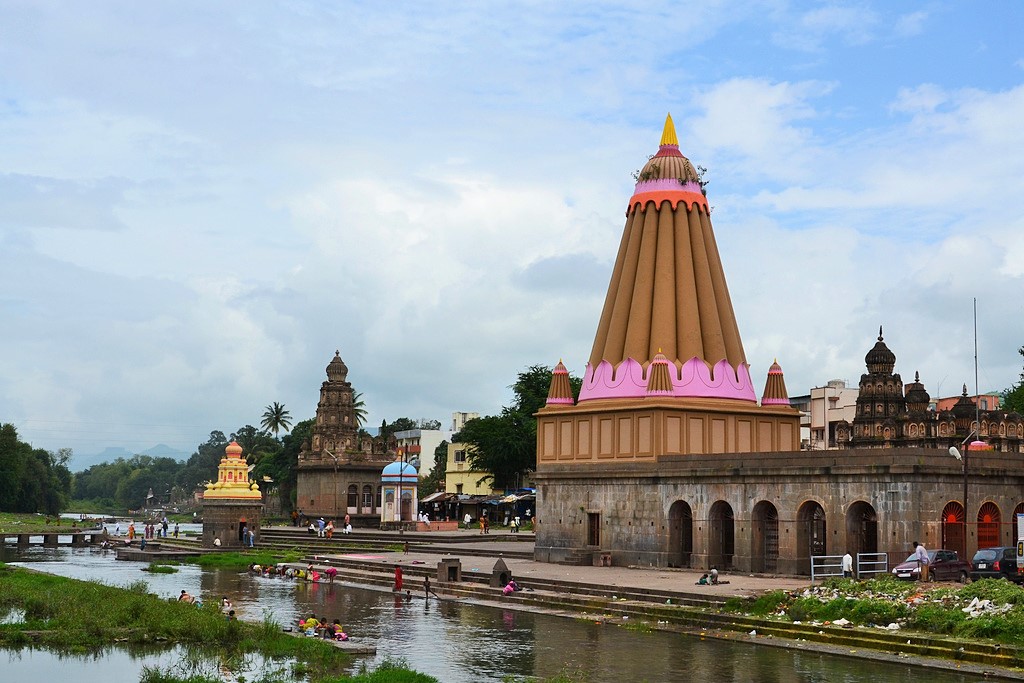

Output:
xmin=545 ymin=360 xmax=575 ymax=405
xmin=760 ymin=360 xmax=791 ymax=406
xmin=580 ymin=117 xmax=753 ymax=403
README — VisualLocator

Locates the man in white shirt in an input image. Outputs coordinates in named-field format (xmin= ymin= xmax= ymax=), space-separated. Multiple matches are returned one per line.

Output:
xmin=913 ymin=541 xmax=930 ymax=582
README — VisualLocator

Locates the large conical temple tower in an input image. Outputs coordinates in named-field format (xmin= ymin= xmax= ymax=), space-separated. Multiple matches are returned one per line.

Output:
xmin=532 ymin=116 xmax=1024 ymax=574
xmin=536 ymin=115 xmax=798 ymax=464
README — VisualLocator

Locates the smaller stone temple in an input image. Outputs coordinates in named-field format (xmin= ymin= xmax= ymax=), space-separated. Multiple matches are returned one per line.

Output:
xmin=296 ymin=350 xmax=398 ymax=524
xmin=379 ymin=458 xmax=418 ymax=530
xmin=202 ymin=441 xmax=263 ymax=549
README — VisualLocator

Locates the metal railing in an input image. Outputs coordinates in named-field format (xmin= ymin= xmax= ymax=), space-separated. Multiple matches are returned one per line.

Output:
xmin=856 ymin=552 xmax=889 ymax=578
xmin=810 ymin=554 xmax=844 ymax=582
xmin=812 ymin=552 xmax=890 ymax=581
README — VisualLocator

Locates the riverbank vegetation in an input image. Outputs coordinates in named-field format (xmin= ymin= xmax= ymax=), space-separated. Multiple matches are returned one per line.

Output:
xmin=725 ymin=574 xmax=1024 ymax=644
xmin=0 ymin=424 xmax=73 ymax=515
xmin=0 ymin=564 xmax=349 ymax=680
xmin=189 ymin=550 xmax=304 ymax=571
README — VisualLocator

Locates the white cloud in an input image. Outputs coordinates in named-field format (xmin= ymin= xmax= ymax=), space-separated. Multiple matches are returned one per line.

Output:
xmin=773 ymin=4 xmax=879 ymax=51
xmin=1 ymin=2 xmax=1022 ymax=463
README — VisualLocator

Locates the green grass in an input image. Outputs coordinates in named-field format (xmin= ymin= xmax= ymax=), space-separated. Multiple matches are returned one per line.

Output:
xmin=142 ymin=563 xmax=179 ymax=574
xmin=0 ymin=565 xmax=348 ymax=675
xmin=723 ymin=574 xmax=1024 ymax=644
xmin=188 ymin=550 xmax=303 ymax=571
xmin=0 ymin=511 xmax=84 ymax=534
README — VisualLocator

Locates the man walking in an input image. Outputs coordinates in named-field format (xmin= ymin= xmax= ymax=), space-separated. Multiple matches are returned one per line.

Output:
xmin=913 ymin=541 xmax=930 ymax=582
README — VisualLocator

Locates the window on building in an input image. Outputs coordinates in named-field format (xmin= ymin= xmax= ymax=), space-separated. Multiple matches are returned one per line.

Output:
xmin=347 ymin=485 xmax=358 ymax=508
xmin=456 ymin=483 xmax=464 ymax=494
xmin=362 ymin=485 xmax=373 ymax=510
xmin=454 ymin=450 xmax=466 ymax=463
xmin=981 ymin=399 xmax=989 ymax=410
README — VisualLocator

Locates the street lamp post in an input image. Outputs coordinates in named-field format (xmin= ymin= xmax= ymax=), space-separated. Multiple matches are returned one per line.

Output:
xmin=950 ymin=428 xmax=977 ymax=557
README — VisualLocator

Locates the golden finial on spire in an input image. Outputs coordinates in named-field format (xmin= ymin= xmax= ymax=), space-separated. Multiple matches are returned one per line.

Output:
xmin=660 ymin=113 xmax=678 ymax=146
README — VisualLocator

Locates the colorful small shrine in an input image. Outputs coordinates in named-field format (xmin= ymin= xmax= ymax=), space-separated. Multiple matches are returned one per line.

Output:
xmin=379 ymin=458 xmax=418 ymax=530
xmin=201 ymin=441 xmax=263 ymax=548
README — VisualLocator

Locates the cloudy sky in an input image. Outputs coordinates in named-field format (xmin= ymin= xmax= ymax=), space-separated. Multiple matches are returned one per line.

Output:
xmin=2 ymin=2 xmax=1022 ymax=466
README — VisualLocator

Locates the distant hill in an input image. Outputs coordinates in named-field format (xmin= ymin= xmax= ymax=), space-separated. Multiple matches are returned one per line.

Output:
xmin=71 ymin=444 xmax=190 ymax=473
xmin=141 ymin=444 xmax=190 ymax=460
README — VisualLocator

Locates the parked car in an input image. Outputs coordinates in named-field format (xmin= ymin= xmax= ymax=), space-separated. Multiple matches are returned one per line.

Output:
xmin=891 ymin=549 xmax=970 ymax=582
xmin=970 ymin=546 xmax=1024 ymax=583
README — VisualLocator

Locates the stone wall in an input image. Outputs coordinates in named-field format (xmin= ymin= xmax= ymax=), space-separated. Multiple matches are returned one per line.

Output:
xmin=202 ymin=499 xmax=261 ymax=549
xmin=534 ymin=448 xmax=1024 ymax=574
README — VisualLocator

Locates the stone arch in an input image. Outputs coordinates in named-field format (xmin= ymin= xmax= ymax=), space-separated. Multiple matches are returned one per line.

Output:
xmin=347 ymin=484 xmax=358 ymax=511
xmin=668 ymin=500 xmax=693 ymax=568
xmin=978 ymin=501 xmax=1001 ymax=549
xmin=797 ymin=500 xmax=827 ymax=575
xmin=707 ymin=500 xmax=735 ymax=570
xmin=845 ymin=500 xmax=878 ymax=555
xmin=362 ymin=484 xmax=373 ymax=513
xmin=942 ymin=501 xmax=966 ymax=559
xmin=750 ymin=501 xmax=779 ymax=573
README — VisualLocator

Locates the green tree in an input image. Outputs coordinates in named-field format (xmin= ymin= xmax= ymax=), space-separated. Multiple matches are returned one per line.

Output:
xmin=0 ymin=424 xmax=72 ymax=514
xmin=456 ymin=364 xmax=582 ymax=490
xmin=176 ymin=431 xmax=228 ymax=492
xmin=1003 ymin=346 xmax=1024 ymax=414
xmin=231 ymin=425 xmax=280 ymax=464
xmin=260 ymin=402 xmax=293 ymax=436
xmin=352 ymin=393 xmax=368 ymax=429
xmin=252 ymin=417 xmax=313 ymax=508
xmin=0 ymin=424 xmax=28 ymax=508
xmin=419 ymin=440 xmax=448 ymax=496
xmin=380 ymin=417 xmax=418 ymax=441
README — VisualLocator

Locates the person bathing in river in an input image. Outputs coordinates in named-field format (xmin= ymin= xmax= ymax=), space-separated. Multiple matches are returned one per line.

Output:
xmin=331 ymin=619 xmax=348 ymax=641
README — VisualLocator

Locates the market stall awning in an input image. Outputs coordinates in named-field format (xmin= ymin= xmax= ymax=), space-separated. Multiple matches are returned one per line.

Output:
xmin=420 ymin=491 xmax=455 ymax=504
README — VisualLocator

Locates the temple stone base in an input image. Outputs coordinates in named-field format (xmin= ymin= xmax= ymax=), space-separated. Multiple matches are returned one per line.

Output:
xmin=203 ymin=499 xmax=262 ymax=549
xmin=534 ymin=448 xmax=1024 ymax=575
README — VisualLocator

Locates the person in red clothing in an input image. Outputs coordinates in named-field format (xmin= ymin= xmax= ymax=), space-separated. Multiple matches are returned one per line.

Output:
xmin=393 ymin=565 xmax=403 ymax=592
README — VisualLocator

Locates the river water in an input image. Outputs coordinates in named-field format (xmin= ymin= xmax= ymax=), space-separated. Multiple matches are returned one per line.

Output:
xmin=0 ymin=545 xmax=990 ymax=683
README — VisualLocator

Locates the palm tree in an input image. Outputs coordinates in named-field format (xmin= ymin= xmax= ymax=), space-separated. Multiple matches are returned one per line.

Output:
xmin=352 ymin=392 xmax=367 ymax=429
xmin=261 ymin=402 xmax=293 ymax=436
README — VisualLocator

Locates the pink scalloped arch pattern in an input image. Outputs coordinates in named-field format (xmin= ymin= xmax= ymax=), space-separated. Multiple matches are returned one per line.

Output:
xmin=578 ymin=357 xmax=757 ymax=402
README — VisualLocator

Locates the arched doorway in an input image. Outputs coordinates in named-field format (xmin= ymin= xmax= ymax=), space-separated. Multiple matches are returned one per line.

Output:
xmin=751 ymin=501 xmax=779 ymax=573
xmin=845 ymin=501 xmax=878 ymax=555
xmin=668 ymin=501 xmax=693 ymax=568
xmin=708 ymin=501 xmax=735 ymax=569
xmin=400 ymin=491 xmax=414 ymax=521
xmin=941 ymin=501 xmax=966 ymax=558
xmin=797 ymin=501 xmax=827 ymax=575
xmin=978 ymin=502 xmax=1001 ymax=549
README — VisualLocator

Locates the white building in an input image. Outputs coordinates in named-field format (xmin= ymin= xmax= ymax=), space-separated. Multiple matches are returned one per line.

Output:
xmin=394 ymin=427 xmax=452 ymax=475
xmin=807 ymin=379 xmax=858 ymax=449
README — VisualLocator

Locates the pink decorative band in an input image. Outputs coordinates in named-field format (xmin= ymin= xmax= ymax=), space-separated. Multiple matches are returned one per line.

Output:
xmin=578 ymin=357 xmax=757 ymax=403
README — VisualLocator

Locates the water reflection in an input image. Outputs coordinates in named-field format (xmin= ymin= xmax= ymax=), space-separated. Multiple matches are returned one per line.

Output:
xmin=2 ymin=547 xmax=989 ymax=683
